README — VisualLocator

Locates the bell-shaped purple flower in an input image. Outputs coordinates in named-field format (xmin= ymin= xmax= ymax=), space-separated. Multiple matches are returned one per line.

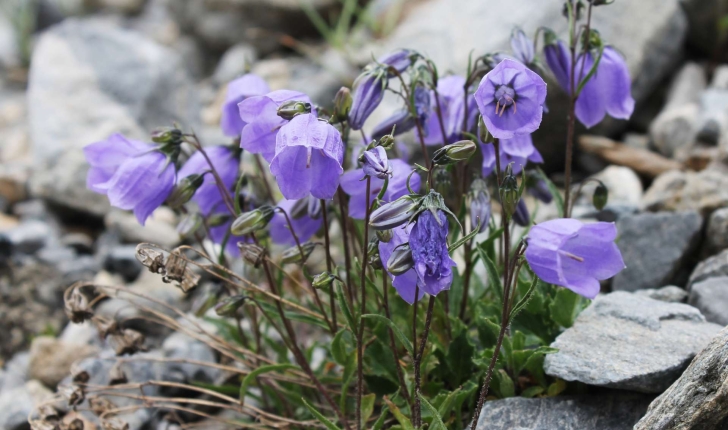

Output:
xmin=177 ymin=146 xmax=239 ymax=216
xmin=221 ymin=74 xmax=270 ymax=137
xmin=371 ymin=86 xmax=431 ymax=140
xmin=378 ymin=224 xmax=423 ymax=304
xmin=480 ymin=133 xmax=543 ymax=177
xmin=512 ymin=199 xmax=530 ymax=227
xmin=84 ymin=133 xmax=175 ymax=225
xmin=575 ymin=47 xmax=635 ymax=128
xmin=362 ymin=146 xmax=392 ymax=179
xmin=238 ymin=89 xmax=313 ymax=162
xmin=341 ymin=159 xmax=420 ymax=219
xmin=349 ymin=71 xmax=387 ymax=131
xmin=270 ymin=113 xmax=344 ymax=201
xmin=544 ymin=40 xmax=571 ymax=92
xmin=268 ymin=199 xmax=322 ymax=246
xmin=409 ymin=210 xmax=457 ymax=296
xmin=378 ymin=49 xmax=414 ymax=74
xmin=511 ymin=28 xmax=535 ymax=65
xmin=423 ymin=75 xmax=478 ymax=145
xmin=525 ymin=218 xmax=625 ymax=299
xmin=474 ymin=59 xmax=547 ymax=139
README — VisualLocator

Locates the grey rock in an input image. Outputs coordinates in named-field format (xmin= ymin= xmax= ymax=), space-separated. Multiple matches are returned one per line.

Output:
xmin=705 ymin=207 xmax=728 ymax=255
xmin=0 ymin=352 xmax=30 ymax=392
xmin=213 ymin=43 xmax=258 ymax=85
xmin=0 ymin=10 xmax=20 ymax=69
xmin=92 ymin=0 xmax=147 ymax=14
xmin=104 ymin=244 xmax=143 ymax=282
xmin=642 ymin=168 xmax=728 ymax=216
xmin=634 ymin=326 xmax=728 ymax=430
xmin=689 ymin=277 xmax=728 ymax=326
xmin=634 ymin=285 xmax=688 ymax=303
xmin=105 ymin=208 xmax=180 ymax=248
xmin=572 ymin=166 xmax=643 ymax=221
xmin=612 ymin=211 xmax=702 ymax=291
xmin=161 ymin=331 xmax=221 ymax=388
xmin=688 ymin=249 xmax=728 ymax=289
xmin=543 ymin=292 xmax=722 ymax=393
xmin=5 ymin=220 xmax=58 ymax=254
xmin=0 ymin=380 xmax=54 ymax=430
xmin=27 ymin=18 xmax=199 ymax=216
xmin=473 ymin=393 xmax=653 ymax=430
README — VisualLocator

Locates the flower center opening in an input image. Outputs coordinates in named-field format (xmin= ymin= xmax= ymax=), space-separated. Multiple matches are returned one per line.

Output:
xmin=494 ymin=85 xmax=517 ymax=117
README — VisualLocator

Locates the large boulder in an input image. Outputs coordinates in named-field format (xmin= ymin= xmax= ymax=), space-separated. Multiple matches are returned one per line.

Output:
xmin=543 ymin=292 xmax=722 ymax=393
xmin=688 ymin=277 xmax=728 ymax=326
xmin=612 ymin=211 xmax=703 ymax=291
xmin=634 ymin=326 xmax=728 ymax=430
xmin=27 ymin=18 xmax=199 ymax=217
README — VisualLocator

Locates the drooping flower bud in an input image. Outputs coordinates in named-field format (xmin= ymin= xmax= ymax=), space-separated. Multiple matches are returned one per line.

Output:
xmin=215 ymin=295 xmax=249 ymax=317
xmin=511 ymin=27 xmax=535 ymax=65
xmin=312 ymin=272 xmax=336 ymax=289
xmin=167 ymin=174 xmax=205 ymax=209
xmin=276 ymin=100 xmax=312 ymax=120
xmin=362 ymin=146 xmax=392 ymax=179
xmin=527 ymin=176 xmax=553 ymax=204
xmin=349 ymin=71 xmax=387 ymax=130
xmin=368 ymin=239 xmax=383 ymax=269
xmin=369 ymin=195 xmax=419 ymax=230
xmin=230 ymin=205 xmax=275 ymax=236
xmin=432 ymin=140 xmax=477 ymax=166
xmin=333 ymin=87 xmax=353 ymax=123
xmin=500 ymin=172 xmax=519 ymax=217
xmin=376 ymin=228 xmax=393 ymax=243
xmin=238 ymin=243 xmax=266 ymax=267
xmin=593 ymin=181 xmax=609 ymax=210
xmin=513 ymin=199 xmax=530 ymax=227
xmin=281 ymin=241 xmax=317 ymax=264
xmin=478 ymin=116 xmax=492 ymax=144
xmin=470 ymin=179 xmax=491 ymax=233
xmin=151 ymin=127 xmax=183 ymax=145
xmin=387 ymin=243 xmax=414 ymax=275
xmin=177 ymin=213 xmax=203 ymax=237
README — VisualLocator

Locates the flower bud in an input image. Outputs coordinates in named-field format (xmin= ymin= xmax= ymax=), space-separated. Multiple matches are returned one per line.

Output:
xmin=593 ymin=181 xmax=608 ymax=211
xmin=362 ymin=147 xmax=392 ymax=179
xmin=369 ymin=196 xmax=418 ymax=230
xmin=167 ymin=174 xmax=204 ymax=209
xmin=281 ymin=241 xmax=317 ymax=264
xmin=527 ymin=176 xmax=553 ymax=204
xmin=177 ymin=213 xmax=203 ymax=237
xmin=470 ymin=183 xmax=491 ymax=233
xmin=386 ymin=243 xmax=414 ymax=275
xmin=500 ymin=173 xmax=519 ymax=217
xmin=378 ymin=133 xmax=395 ymax=150
xmin=291 ymin=196 xmax=323 ymax=220
xmin=312 ymin=272 xmax=336 ymax=289
xmin=513 ymin=199 xmax=530 ymax=227
xmin=368 ymin=239 xmax=383 ymax=269
xmin=478 ymin=116 xmax=492 ymax=144
xmin=215 ymin=295 xmax=249 ymax=317
xmin=238 ymin=243 xmax=266 ymax=267
xmin=333 ymin=87 xmax=353 ymax=122
xmin=432 ymin=140 xmax=477 ymax=166
xmin=151 ymin=127 xmax=183 ymax=144
xmin=376 ymin=228 xmax=393 ymax=243
xmin=230 ymin=205 xmax=275 ymax=236
xmin=277 ymin=100 xmax=312 ymax=120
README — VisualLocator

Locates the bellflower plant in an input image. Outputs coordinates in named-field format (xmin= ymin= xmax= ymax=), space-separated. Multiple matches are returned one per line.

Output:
xmin=270 ymin=113 xmax=344 ymax=200
xmin=221 ymin=74 xmax=270 ymax=137
xmin=238 ymin=89 xmax=314 ymax=162
xmin=84 ymin=133 xmax=176 ymax=225
xmin=75 ymin=5 xmax=634 ymax=430
xmin=474 ymin=59 xmax=547 ymax=139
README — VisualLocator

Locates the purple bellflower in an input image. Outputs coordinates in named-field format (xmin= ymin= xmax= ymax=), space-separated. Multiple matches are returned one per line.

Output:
xmin=409 ymin=210 xmax=457 ymax=296
xmin=511 ymin=28 xmax=535 ymax=66
xmin=423 ymin=75 xmax=479 ymax=145
xmin=474 ymin=59 xmax=547 ymax=139
xmin=340 ymin=159 xmax=420 ymax=219
xmin=371 ymin=86 xmax=431 ymax=140
xmin=84 ymin=133 xmax=175 ymax=225
xmin=268 ymin=199 xmax=322 ymax=246
xmin=361 ymin=146 xmax=392 ymax=179
xmin=525 ymin=218 xmax=625 ymax=299
xmin=270 ymin=113 xmax=344 ymax=201
xmin=480 ymin=133 xmax=543 ymax=177
xmin=221 ymin=74 xmax=270 ymax=137
xmin=378 ymin=224 xmax=423 ymax=304
xmin=177 ymin=146 xmax=239 ymax=215
xmin=238 ymin=90 xmax=313 ymax=162
xmin=544 ymin=41 xmax=634 ymax=128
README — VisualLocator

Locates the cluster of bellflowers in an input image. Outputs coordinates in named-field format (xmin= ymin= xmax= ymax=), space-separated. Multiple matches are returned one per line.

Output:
xmin=83 ymin=0 xmax=632 ymax=424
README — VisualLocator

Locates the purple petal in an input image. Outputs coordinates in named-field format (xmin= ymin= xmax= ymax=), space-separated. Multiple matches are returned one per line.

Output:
xmin=269 ymin=199 xmax=322 ymax=246
xmin=309 ymin=149 xmax=342 ymax=200
xmin=544 ymin=40 xmax=571 ymax=92
xmin=601 ymin=47 xmax=635 ymax=120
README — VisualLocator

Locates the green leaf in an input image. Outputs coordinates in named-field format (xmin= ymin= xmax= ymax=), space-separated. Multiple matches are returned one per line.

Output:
xmin=510 ymin=276 xmax=540 ymax=320
xmin=418 ymin=392 xmax=447 ymax=430
xmin=535 ymin=167 xmax=564 ymax=218
xmin=549 ymin=287 xmax=584 ymax=328
xmin=448 ymin=222 xmax=481 ymax=252
xmin=497 ymin=369 xmax=515 ymax=398
xmin=447 ymin=332 xmax=475 ymax=386
xmin=372 ymin=406 xmax=389 ymax=430
xmin=477 ymin=317 xmax=501 ymax=347
xmin=239 ymin=363 xmax=298 ymax=404
xmin=336 ymin=281 xmax=357 ymax=332
xmin=436 ymin=387 xmax=462 ymax=420
xmin=383 ymin=396 xmax=415 ymax=430
xmin=476 ymin=244 xmax=503 ymax=304
xmin=301 ymin=397 xmax=342 ymax=430
xmin=331 ymin=329 xmax=352 ymax=366
xmin=361 ymin=393 xmax=376 ymax=427
xmin=521 ymin=385 xmax=544 ymax=398
xmin=361 ymin=314 xmax=413 ymax=356
xmin=547 ymin=379 xmax=567 ymax=397
xmin=364 ymin=374 xmax=399 ymax=396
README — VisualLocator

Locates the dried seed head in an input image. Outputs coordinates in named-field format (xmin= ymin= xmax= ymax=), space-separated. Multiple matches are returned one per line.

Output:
xmin=109 ymin=362 xmax=127 ymax=385
xmin=60 ymin=385 xmax=85 ymax=407
xmin=63 ymin=283 xmax=95 ymax=324
xmin=108 ymin=329 xmax=147 ymax=356
xmin=135 ymin=244 xmax=165 ymax=274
